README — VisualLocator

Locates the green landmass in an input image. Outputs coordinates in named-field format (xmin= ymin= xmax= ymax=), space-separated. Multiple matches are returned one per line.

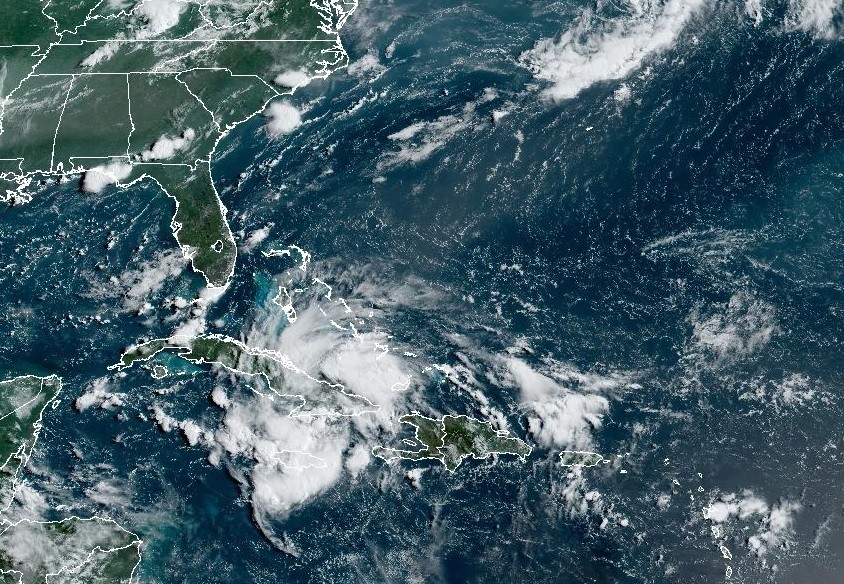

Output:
xmin=559 ymin=450 xmax=605 ymax=468
xmin=373 ymin=414 xmax=532 ymax=472
xmin=0 ymin=517 xmax=141 ymax=583
xmin=0 ymin=0 xmax=356 ymax=286
xmin=0 ymin=378 xmax=140 ymax=582
xmin=0 ymin=375 xmax=61 ymax=493
xmin=112 ymin=334 xmax=375 ymax=415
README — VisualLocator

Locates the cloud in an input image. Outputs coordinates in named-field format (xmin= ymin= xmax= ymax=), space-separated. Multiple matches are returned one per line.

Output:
xmin=81 ymin=42 xmax=120 ymax=67
xmin=139 ymin=128 xmax=195 ymax=161
xmin=84 ymin=479 xmax=132 ymax=508
xmin=75 ymin=377 xmax=126 ymax=411
xmin=751 ymin=500 xmax=802 ymax=556
xmin=118 ymin=248 xmax=188 ymax=312
xmin=738 ymin=373 xmax=829 ymax=412
xmin=785 ymin=0 xmax=843 ymax=38
xmin=81 ymin=160 xmax=132 ymax=193
xmin=148 ymin=404 xmax=207 ymax=447
xmin=211 ymin=400 xmax=350 ymax=519
xmin=210 ymin=386 xmax=230 ymax=409
xmin=381 ymin=104 xmax=475 ymax=168
xmin=404 ymin=467 xmax=425 ymax=489
xmin=134 ymin=0 xmax=186 ymax=36
xmin=344 ymin=443 xmax=371 ymax=477
xmin=520 ymin=0 xmax=707 ymax=101
xmin=705 ymin=491 xmax=802 ymax=558
xmin=239 ymin=225 xmax=273 ymax=253
xmin=7 ymin=484 xmax=50 ymax=522
xmin=243 ymin=270 xmax=415 ymax=434
xmin=745 ymin=0 xmax=764 ymax=25
xmin=129 ymin=263 xmax=425 ymax=541
xmin=264 ymin=101 xmax=302 ymax=136
xmin=688 ymin=291 xmax=777 ymax=364
xmin=705 ymin=492 xmax=770 ymax=523
xmin=0 ymin=518 xmax=140 ymax=580
xmin=347 ymin=53 xmax=386 ymax=78
xmin=274 ymin=70 xmax=312 ymax=88
xmin=81 ymin=0 xmax=186 ymax=66
xmin=504 ymin=357 xmax=627 ymax=450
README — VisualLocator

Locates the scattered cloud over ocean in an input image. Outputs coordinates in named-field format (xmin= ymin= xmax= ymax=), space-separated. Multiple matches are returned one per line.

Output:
xmin=75 ymin=377 xmax=126 ymax=412
xmin=705 ymin=490 xmax=802 ymax=559
xmin=521 ymin=0 xmax=844 ymax=103
xmin=380 ymin=88 xmax=510 ymax=168
xmin=503 ymin=357 xmax=629 ymax=450
xmin=687 ymin=291 xmax=777 ymax=365
xmin=346 ymin=53 xmax=387 ymax=78
xmin=117 ymin=249 xmax=188 ymax=312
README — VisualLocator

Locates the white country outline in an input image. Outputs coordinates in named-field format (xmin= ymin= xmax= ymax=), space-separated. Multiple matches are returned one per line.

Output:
xmin=261 ymin=252 xmax=413 ymax=367
xmin=271 ymin=449 xmax=328 ymax=470
xmin=0 ymin=515 xmax=143 ymax=584
xmin=372 ymin=412 xmax=533 ymax=474
xmin=0 ymin=375 xmax=62 ymax=515
xmin=174 ymin=75 xmax=222 ymax=132
xmin=125 ymin=72 xmax=134 ymax=156
xmin=271 ymin=285 xmax=298 ymax=323
xmin=0 ymin=378 xmax=144 ymax=583
xmin=558 ymin=449 xmax=607 ymax=468
xmin=35 ymin=38 xmax=337 ymax=44
xmin=0 ymin=0 xmax=359 ymax=288
xmin=107 ymin=333 xmax=380 ymax=418
xmin=41 ymin=0 xmax=117 ymax=38
xmin=262 ymin=244 xmax=312 ymax=273
xmin=48 ymin=75 xmax=74 ymax=172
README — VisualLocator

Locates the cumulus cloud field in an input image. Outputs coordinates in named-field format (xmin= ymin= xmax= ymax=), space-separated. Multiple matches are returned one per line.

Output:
xmin=520 ymin=0 xmax=844 ymax=102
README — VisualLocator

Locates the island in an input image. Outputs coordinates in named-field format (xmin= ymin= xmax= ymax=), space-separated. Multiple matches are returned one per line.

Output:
xmin=111 ymin=334 xmax=376 ymax=416
xmin=559 ymin=450 xmax=605 ymax=468
xmin=373 ymin=414 xmax=532 ymax=472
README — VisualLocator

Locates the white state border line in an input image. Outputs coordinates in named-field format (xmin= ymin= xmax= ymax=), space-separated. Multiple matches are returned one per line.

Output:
xmin=30 ymin=71 xmax=283 ymax=76
xmin=0 ymin=40 xmax=336 ymax=48
xmin=9 ymin=67 xmax=280 ymax=173
xmin=1 ymin=0 xmax=357 ymax=288
xmin=49 ymin=77 xmax=75 ymax=172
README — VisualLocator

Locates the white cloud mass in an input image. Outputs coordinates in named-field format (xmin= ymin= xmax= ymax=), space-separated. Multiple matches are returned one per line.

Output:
xmin=81 ymin=161 xmax=132 ymax=193
xmin=265 ymin=101 xmax=303 ymax=136
xmin=505 ymin=358 xmax=623 ymax=450
xmin=139 ymin=128 xmax=195 ymax=161
xmin=274 ymin=70 xmax=312 ymax=88
xmin=520 ymin=0 xmax=707 ymax=102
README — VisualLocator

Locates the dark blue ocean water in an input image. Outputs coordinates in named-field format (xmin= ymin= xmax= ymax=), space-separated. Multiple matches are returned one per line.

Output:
xmin=3 ymin=0 xmax=844 ymax=582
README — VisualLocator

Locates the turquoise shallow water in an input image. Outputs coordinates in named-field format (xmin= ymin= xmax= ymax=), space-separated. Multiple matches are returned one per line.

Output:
xmin=3 ymin=0 xmax=844 ymax=582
